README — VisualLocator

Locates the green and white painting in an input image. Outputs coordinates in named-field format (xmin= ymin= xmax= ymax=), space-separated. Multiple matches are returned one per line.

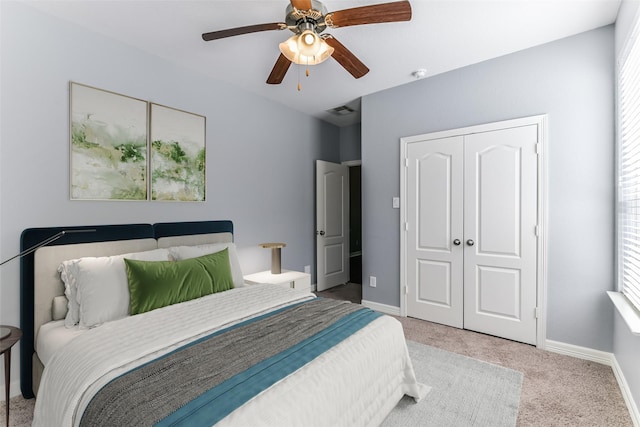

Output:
xmin=150 ymin=104 xmax=206 ymax=201
xmin=70 ymin=83 xmax=148 ymax=200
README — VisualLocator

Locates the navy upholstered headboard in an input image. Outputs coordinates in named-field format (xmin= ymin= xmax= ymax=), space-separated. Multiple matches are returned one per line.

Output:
xmin=153 ymin=220 xmax=233 ymax=240
xmin=19 ymin=220 xmax=233 ymax=398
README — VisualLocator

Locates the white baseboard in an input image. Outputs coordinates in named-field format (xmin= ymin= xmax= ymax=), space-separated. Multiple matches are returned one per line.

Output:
xmin=546 ymin=339 xmax=639 ymax=426
xmin=360 ymin=299 xmax=401 ymax=316
xmin=611 ymin=356 xmax=640 ymax=427
xmin=545 ymin=339 xmax=614 ymax=366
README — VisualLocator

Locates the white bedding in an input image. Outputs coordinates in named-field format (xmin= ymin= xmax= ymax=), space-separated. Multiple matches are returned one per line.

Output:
xmin=35 ymin=320 xmax=86 ymax=366
xmin=33 ymin=284 xmax=427 ymax=426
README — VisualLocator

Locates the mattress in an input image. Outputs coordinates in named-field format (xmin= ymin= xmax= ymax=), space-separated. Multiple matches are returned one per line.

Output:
xmin=36 ymin=320 xmax=86 ymax=366
xmin=32 ymin=284 xmax=427 ymax=426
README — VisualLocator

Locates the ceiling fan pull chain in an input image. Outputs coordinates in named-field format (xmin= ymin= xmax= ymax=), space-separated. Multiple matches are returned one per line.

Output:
xmin=298 ymin=63 xmax=302 ymax=91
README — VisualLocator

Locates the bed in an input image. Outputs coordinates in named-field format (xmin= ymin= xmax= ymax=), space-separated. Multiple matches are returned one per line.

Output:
xmin=20 ymin=220 xmax=427 ymax=426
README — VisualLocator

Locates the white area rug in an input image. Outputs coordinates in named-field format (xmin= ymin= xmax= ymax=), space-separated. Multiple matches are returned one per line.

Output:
xmin=383 ymin=340 xmax=523 ymax=427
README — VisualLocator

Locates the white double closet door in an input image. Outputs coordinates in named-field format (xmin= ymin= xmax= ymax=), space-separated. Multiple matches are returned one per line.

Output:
xmin=402 ymin=117 xmax=542 ymax=345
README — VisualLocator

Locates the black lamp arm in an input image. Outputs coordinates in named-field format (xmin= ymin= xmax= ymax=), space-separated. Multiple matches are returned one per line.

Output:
xmin=0 ymin=229 xmax=96 ymax=266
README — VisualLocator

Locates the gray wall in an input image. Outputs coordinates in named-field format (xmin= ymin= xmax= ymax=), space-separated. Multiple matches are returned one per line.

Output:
xmin=0 ymin=1 xmax=339 ymax=394
xmin=339 ymin=124 xmax=362 ymax=162
xmin=361 ymin=26 xmax=615 ymax=352
xmin=614 ymin=0 xmax=640 ymax=414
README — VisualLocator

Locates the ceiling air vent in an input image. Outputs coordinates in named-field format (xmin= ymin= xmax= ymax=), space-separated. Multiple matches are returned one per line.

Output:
xmin=328 ymin=105 xmax=355 ymax=116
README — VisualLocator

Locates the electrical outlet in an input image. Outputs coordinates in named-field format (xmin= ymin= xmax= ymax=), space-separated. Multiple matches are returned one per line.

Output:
xmin=369 ymin=276 xmax=377 ymax=287
xmin=304 ymin=265 xmax=311 ymax=274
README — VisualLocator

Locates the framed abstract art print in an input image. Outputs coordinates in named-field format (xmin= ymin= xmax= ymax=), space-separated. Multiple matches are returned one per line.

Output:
xmin=149 ymin=103 xmax=206 ymax=202
xmin=70 ymin=82 xmax=148 ymax=200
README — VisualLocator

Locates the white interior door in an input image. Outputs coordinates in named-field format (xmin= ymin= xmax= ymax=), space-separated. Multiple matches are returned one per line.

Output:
xmin=403 ymin=118 xmax=541 ymax=346
xmin=463 ymin=125 xmax=538 ymax=345
xmin=316 ymin=160 xmax=350 ymax=292
xmin=406 ymin=136 xmax=464 ymax=328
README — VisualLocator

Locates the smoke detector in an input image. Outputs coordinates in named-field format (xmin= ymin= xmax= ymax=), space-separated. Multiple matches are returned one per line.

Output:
xmin=412 ymin=69 xmax=428 ymax=79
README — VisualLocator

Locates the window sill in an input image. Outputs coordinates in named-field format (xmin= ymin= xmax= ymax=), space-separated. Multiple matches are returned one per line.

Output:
xmin=608 ymin=291 xmax=640 ymax=336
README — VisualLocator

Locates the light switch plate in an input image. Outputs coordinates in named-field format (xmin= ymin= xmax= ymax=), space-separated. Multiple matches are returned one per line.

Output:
xmin=392 ymin=197 xmax=400 ymax=209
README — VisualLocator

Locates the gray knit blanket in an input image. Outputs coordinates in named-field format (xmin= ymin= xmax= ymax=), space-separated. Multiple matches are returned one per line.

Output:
xmin=79 ymin=298 xmax=380 ymax=427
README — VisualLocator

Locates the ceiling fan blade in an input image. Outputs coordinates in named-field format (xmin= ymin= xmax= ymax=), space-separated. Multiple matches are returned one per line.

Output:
xmin=266 ymin=54 xmax=292 ymax=84
xmin=290 ymin=0 xmax=312 ymax=10
xmin=202 ymin=23 xmax=286 ymax=41
xmin=325 ymin=1 xmax=412 ymax=28
xmin=323 ymin=36 xmax=369 ymax=79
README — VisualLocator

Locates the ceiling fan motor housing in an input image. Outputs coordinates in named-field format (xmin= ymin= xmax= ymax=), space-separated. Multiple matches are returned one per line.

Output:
xmin=285 ymin=0 xmax=328 ymax=34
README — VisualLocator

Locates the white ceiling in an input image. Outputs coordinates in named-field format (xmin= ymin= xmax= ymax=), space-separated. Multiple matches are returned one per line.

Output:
xmin=24 ymin=0 xmax=621 ymax=127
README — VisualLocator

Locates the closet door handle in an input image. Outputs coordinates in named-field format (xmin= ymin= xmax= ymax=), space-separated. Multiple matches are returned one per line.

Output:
xmin=466 ymin=239 xmax=475 ymax=246
xmin=453 ymin=239 xmax=461 ymax=246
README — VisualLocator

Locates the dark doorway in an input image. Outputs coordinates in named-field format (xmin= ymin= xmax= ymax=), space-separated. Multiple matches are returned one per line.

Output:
xmin=349 ymin=165 xmax=362 ymax=284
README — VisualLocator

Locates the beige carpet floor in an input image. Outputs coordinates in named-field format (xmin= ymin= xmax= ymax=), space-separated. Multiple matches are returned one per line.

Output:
xmin=319 ymin=283 xmax=633 ymax=426
xmin=1 ymin=283 xmax=633 ymax=426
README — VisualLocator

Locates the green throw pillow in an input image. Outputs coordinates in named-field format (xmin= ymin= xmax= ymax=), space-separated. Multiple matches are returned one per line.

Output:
xmin=125 ymin=248 xmax=234 ymax=315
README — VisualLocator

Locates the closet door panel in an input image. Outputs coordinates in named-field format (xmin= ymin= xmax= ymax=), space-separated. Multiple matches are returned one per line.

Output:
xmin=463 ymin=125 xmax=538 ymax=345
xmin=476 ymin=144 xmax=521 ymax=257
xmin=406 ymin=136 xmax=464 ymax=328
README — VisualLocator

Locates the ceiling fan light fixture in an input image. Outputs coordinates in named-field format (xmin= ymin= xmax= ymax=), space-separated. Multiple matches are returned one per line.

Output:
xmin=301 ymin=31 xmax=317 ymax=47
xmin=297 ymin=29 xmax=321 ymax=56
xmin=279 ymin=30 xmax=334 ymax=65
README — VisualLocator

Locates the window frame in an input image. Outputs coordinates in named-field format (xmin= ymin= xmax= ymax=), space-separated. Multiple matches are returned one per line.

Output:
xmin=615 ymin=4 xmax=640 ymax=334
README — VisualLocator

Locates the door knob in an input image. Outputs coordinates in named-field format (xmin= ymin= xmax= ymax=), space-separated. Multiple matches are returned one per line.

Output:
xmin=317 ymin=230 xmax=325 ymax=236
xmin=453 ymin=239 xmax=461 ymax=246
xmin=466 ymin=239 xmax=475 ymax=246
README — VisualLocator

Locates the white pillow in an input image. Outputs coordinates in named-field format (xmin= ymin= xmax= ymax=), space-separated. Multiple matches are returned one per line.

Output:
xmin=51 ymin=295 xmax=69 ymax=321
xmin=59 ymin=262 xmax=80 ymax=328
xmin=168 ymin=243 xmax=244 ymax=288
xmin=60 ymin=248 xmax=170 ymax=328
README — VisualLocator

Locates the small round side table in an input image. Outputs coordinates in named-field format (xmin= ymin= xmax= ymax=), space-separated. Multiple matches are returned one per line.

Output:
xmin=0 ymin=325 xmax=22 ymax=427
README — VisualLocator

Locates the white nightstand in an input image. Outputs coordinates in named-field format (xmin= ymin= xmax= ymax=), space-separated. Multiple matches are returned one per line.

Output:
xmin=244 ymin=270 xmax=311 ymax=292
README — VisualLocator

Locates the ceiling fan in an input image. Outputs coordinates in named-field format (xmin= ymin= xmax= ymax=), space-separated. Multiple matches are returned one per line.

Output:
xmin=201 ymin=0 xmax=412 ymax=85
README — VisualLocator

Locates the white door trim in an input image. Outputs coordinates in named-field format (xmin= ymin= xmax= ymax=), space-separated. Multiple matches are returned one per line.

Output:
xmin=400 ymin=115 xmax=548 ymax=348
